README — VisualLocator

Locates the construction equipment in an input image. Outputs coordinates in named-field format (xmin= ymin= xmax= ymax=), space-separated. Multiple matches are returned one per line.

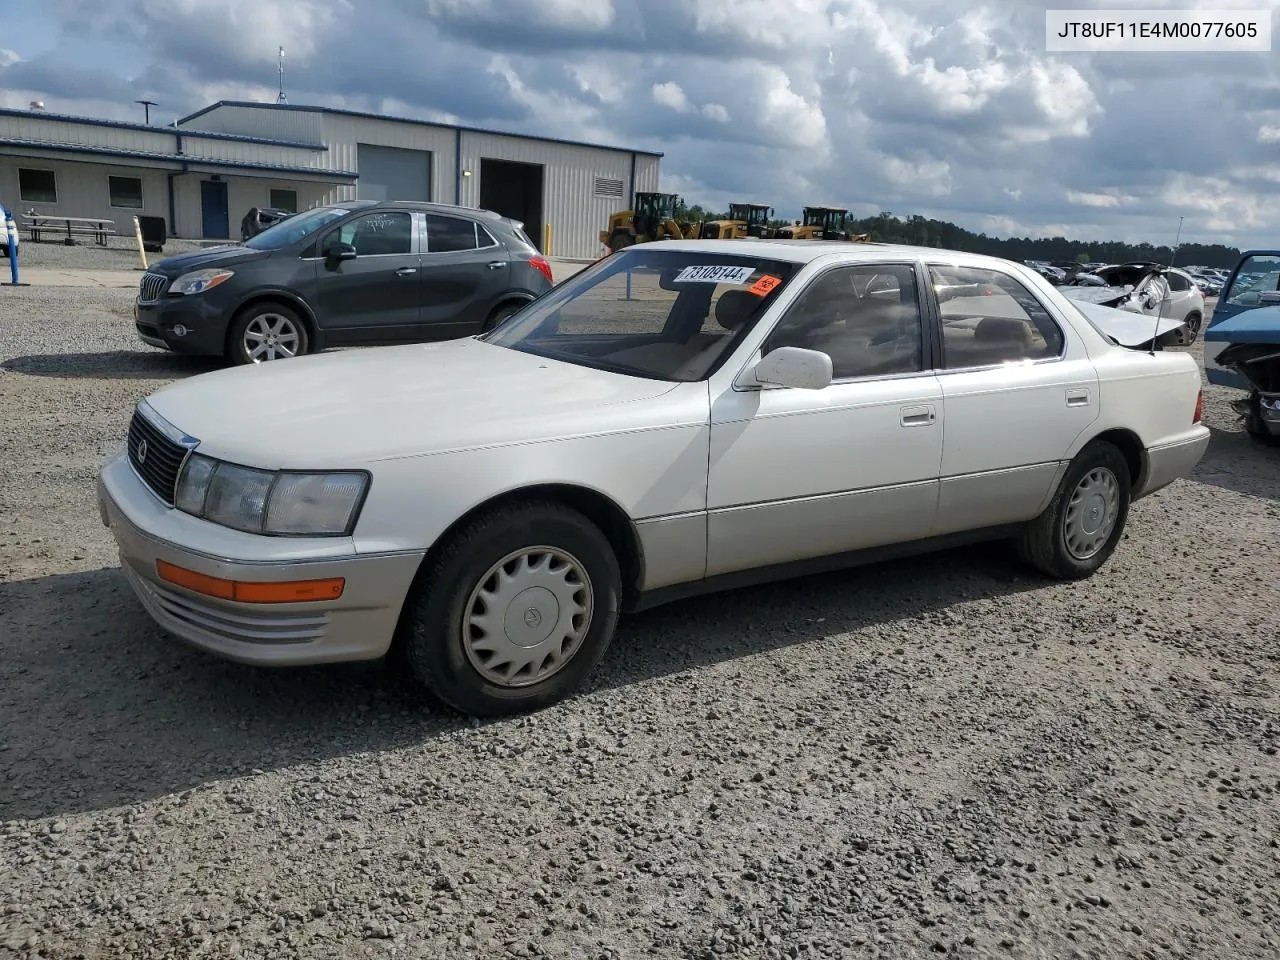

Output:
xmin=776 ymin=207 xmax=872 ymax=242
xmin=599 ymin=192 xmax=698 ymax=253
xmin=698 ymin=203 xmax=775 ymax=240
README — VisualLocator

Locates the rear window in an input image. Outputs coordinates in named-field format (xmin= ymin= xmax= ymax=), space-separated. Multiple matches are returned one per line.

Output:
xmin=482 ymin=248 xmax=801 ymax=381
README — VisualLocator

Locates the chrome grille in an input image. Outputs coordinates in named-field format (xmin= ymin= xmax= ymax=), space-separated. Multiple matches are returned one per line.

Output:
xmin=127 ymin=409 xmax=188 ymax=505
xmin=139 ymin=272 xmax=170 ymax=302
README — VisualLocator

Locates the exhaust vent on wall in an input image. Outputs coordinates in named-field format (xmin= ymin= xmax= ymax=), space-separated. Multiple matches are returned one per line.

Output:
xmin=593 ymin=177 xmax=625 ymax=199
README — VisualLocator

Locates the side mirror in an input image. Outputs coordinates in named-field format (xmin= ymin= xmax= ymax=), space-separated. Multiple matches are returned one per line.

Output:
xmin=751 ymin=346 xmax=833 ymax=390
xmin=325 ymin=241 xmax=357 ymax=262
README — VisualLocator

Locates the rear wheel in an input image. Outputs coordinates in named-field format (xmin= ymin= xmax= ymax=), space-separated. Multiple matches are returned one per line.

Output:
xmin=608 ymin=230 xmax=635 ymax=254
xmin=394 ymin=501 xmax=622 ymax=716
xmin=227 ymin=303 xmax=309 ymax=365
xmin=482 ymin=302 xmax=524 ymax=333
xmin=1177 ymin=312 xmax=1202 ymax=345
xmin=1015 ymin=441 xmax=1131 ymax=579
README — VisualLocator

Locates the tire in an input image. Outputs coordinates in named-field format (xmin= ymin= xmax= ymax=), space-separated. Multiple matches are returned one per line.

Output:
xmin=395 ymin=500 xmax=622 ymax=716
xmin=608 ymin=230 xmax=635 ymax=253
xmin=1015 ymin=440 xmax=1132 ymax=580
xmin=227 ymin=302 xmax=310 ymax=365
xmin=1243 ymin=395 xmax=1280 ymax=447
xmin=482 ymin=301 xmax=524 ymax=333
xmin=1178 ymin=312 xmax=1202 ymax=346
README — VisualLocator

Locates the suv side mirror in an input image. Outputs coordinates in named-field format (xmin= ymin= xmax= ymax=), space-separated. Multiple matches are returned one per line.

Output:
xmin=750 ymin=346 xmax=833 ymax=390
xmin=325 ymin=241 xmax=357 ymax=262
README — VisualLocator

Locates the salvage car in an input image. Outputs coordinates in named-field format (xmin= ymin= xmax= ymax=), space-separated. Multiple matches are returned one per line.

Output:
xmin=134 ymin=200 xmax=553 ymax=364
xmin=1061 ymin=263 xmax=1205 ymax=345
xmin=1204 ymin=250 xmax=1280 ymax=444
xmin=99 ymin=240 xmax=1209 ymax=715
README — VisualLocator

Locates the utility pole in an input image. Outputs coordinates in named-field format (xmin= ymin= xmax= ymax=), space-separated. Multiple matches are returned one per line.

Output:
xmin=277 ymin=47 xmax=288 ymax=104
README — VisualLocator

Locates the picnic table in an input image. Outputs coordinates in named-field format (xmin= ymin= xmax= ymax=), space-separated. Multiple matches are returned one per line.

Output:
xmin=23 ymin=214 xmax=116 ymax=246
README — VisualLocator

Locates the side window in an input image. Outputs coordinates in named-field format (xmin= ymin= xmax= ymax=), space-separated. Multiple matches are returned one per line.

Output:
xmin=764 ymin=264 xmax=923 ymax=379
xmin=425 ymin=214 xmax=479 ymax=253
xmin=1165 ymin=271 xmax=1190 ymax=292
xmin=931 ymin=265 xmax=1064 ymax=369
xmin=476 ymin=223 xmax=499 ymax=249
xmin=333 ymin=212 xmax=413 ymax=256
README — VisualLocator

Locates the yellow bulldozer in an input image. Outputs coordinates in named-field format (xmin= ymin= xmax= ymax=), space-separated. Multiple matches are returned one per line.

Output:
xmin=599 ymin=191 xmax=698 ymax=253
xmin=776 ymin=207 xmax=872 ymax=242
xmin=698 ymin=202 xmax=775 ymax=240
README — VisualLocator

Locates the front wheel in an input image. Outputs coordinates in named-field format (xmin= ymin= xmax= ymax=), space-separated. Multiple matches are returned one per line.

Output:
xmin=395 ymin=501 xmax=622 ymax=716
xmin=227 ymin=303 xmax=310 ymax=365
xmin=1015 ymin=441 xmax=1132 ymax=579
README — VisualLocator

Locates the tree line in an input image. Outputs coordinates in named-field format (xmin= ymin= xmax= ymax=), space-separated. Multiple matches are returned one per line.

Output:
xmin=673 ymin=203 xmax=1243 ymax=269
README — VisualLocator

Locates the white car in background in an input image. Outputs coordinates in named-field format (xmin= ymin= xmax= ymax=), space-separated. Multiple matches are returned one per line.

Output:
xmin=1062 ymin=263 xmax=1206 ymax=344
xmin=98 ymin=240 xmax=1209 ymax=716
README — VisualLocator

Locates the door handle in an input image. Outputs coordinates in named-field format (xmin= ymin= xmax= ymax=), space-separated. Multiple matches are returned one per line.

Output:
xmin=488 ymin=261 xmax=507 ymax=269
xmin=395 ymin=267 xmax=418 ymax=276
xmin=1066 ymin=388 xmax=1091 ymax=407
xmin=900 ymin=404 xmax=936 ymax=427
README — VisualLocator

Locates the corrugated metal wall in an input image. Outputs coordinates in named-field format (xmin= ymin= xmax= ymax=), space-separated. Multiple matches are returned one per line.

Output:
xmin=185 ymin=105 xmax=664 ymax=259
xmin=1 ymin=115 xmax=175 ymax=154
xmin=0 ymin=154 xmax=170 ymax=236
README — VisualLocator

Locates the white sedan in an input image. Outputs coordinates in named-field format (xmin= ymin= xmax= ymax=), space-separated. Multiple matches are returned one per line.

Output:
xmin=98 ymin=240 xmax=1210 ymax=715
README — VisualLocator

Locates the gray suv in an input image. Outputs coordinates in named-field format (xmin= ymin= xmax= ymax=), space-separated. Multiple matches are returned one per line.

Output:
xmin=134 ymin=200 xmax=555 ymax=364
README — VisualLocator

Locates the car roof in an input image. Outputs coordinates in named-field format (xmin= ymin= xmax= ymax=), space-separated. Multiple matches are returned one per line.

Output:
xmin=644 ymin=238 xmax=1033 ymax=270
xmin=326 ymin=199 xmax=508 ymax=222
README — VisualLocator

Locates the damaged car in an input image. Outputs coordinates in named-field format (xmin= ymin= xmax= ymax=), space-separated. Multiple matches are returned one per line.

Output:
xmin=1204 ymin=251 xmax=1280 ymax=445
xmin=1061 ymin=263 xmax=1205 ymax=345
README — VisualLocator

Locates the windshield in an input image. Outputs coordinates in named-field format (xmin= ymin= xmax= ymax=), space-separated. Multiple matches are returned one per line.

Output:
xmin=244 ymin=205 xmax=356 ymax=250
xmin=481 ymin=248 xmax=801 ymax=381
xmin=1224 ymin=255 xmax=1280 ymax=306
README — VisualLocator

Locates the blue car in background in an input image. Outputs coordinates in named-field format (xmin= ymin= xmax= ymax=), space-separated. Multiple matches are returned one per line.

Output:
xmin=1204 ymin=250 xmax=1280 ymax=445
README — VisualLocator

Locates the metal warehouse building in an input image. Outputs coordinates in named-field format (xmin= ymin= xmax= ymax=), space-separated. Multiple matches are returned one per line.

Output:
xmin=0 ymin=101 xmax=663 ymax=259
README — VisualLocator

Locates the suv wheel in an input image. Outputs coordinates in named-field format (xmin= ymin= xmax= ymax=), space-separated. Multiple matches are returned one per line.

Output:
xmin=228 ymin=303 xmax=310 ymax=365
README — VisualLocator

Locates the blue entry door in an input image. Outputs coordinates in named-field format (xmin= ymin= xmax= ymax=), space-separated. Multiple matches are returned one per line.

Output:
xmin=200 ymin=180 xmax=230 ymax=239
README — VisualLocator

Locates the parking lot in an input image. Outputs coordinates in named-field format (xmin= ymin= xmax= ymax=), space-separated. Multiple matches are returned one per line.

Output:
xmin=1 ymin=256 xmax=1278 ymax=959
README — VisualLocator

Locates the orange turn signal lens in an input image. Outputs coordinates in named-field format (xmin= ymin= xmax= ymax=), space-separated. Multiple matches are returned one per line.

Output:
xmin=156 ymin=560 xmax=345 ymax=604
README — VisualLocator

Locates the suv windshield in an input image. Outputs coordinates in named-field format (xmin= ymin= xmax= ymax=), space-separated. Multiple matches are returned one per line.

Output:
xmin=481 ymin=248 xmax=801 ymax=381
xmin=244 ymin=205 xmax=356 ymax=250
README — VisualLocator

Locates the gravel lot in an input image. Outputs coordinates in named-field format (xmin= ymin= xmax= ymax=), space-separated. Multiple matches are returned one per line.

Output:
xmin=1 ymin=274 xmax=1278 ymax=960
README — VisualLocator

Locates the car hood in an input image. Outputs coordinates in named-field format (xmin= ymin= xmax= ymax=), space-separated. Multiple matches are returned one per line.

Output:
xmin=150 ymin=244 xmax=269 ymax=275
xmin=144 ymin=338 xmax=684 ymax=469
xmin=1069 ymin=299 xmax=1186 ymax=347
xmin=1060 ymin=285 xmax=1132 ymax=308
xmin=1203 ymin=305 xmax=1280 ymax=343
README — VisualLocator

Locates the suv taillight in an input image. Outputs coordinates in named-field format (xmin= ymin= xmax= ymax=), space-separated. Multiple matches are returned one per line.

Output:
xmin=529 ymin=255 xmax=553 ymax=285
xmin=1194 ymin=388 xmax=1203 ymax=424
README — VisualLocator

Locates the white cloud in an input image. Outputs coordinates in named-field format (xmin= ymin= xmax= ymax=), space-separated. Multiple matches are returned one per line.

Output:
xmin=1259 ymin=125 xmax=1280 ymax=142
xmin=1003 ymin=188 xmax=1022 ymax=201
xmin=701 ymin=102 xmax=729 ymax=123
xmin=651 ymin=81 xmax=690 ymax=112
xmin=882 ymin=156 xmax=952 ymax=197
xmin=0 ymin=49 xmax=19 ymax=69
xmin=1066 ymin=190 xmax=1136 ymax=208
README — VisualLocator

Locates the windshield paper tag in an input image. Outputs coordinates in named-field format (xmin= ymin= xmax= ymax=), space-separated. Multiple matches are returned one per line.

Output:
xmin=673 ymin=265 xmax=756 ymax=284
xmin=749 ymin=275 xmax=782 ymax=296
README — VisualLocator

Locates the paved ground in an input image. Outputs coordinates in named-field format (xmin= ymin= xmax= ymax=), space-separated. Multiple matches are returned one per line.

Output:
xmin=0 ymin=268 xmax=1277 ymax=960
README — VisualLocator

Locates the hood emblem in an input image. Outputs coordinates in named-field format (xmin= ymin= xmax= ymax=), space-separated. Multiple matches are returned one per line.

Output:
xmin=136 ymin=438 xmax=148 ymax=464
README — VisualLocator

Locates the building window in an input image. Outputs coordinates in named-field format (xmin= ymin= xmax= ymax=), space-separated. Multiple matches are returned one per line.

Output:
xmin=18 ymin=168 xmax=57 ymax=204
xmin=108 ymin=176 xmax=144 ymax=209
xmin=593 ymin=177 xmax=625 ymax=199
xmin=269 ymin=189 xmax=298 ymax=212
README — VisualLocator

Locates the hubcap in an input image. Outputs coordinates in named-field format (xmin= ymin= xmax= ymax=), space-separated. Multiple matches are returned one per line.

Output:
xmin=243 ymin=313 xmax=301 ymax=362
xmin=462 ymin=547 xmax=593 ymax=688
xmin=1063 ymin=467 xmax=1120 ymax=560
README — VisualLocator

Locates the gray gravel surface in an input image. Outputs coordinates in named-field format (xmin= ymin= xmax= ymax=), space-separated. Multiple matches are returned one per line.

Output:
xmin=1 ymin=280 xmax=1278 ymax=959
xmin=10 ymin=236 xmax=214 ymax=271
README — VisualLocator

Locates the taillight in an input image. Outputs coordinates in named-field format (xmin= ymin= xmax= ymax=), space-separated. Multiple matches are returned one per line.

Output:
xmin=1193 ymin=388 xmax=1203 ymax=424
xmin=529 ymin=255 xmax=554 ymax=284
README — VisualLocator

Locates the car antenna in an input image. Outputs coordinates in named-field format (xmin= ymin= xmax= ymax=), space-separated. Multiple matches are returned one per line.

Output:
xmin=1150 ymin=215 xmax=1184 ymax=355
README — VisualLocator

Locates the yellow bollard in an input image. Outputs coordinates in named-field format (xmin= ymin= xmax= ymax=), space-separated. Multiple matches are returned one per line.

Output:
xmin=544 ymin=223 xmax=551 ymax=256
xmin=132 ymin=216 xmax=148 ymax=270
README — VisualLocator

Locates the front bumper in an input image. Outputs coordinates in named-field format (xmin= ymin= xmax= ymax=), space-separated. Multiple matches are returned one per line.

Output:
xmin=1134 ymin=427 xmax=1211 ymax=501
xmin=98 ymin=454 xmax=424 ymax=666
xmin=134 ymin=295 xmax=233 ymax=357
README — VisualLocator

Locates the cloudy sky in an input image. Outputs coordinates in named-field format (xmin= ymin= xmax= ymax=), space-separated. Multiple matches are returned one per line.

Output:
xmin=3 ymin=0 xmax=1279 ymax=249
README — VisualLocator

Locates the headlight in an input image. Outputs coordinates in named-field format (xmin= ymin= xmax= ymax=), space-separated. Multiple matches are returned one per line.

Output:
xmin=174 ymin=454 xmax=369 ymax=536
xmin=170 ymin=269 xmax=234 ymax=295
